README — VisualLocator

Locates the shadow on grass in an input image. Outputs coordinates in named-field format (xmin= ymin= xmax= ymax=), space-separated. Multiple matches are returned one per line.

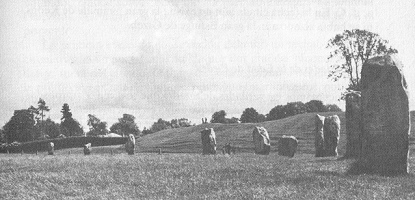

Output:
xmin=346 ymin=161 xmax=413 ymax=177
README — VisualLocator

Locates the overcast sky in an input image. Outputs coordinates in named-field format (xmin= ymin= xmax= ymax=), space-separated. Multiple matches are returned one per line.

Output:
xmin=1 ymin=0 xmax=414 ymax=130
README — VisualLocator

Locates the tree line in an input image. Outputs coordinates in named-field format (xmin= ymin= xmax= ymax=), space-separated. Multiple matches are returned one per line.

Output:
xmin=210 ymin=100 xmax=342 ymax=124
xmin=0 ymin=99 xmax=143 ymax=144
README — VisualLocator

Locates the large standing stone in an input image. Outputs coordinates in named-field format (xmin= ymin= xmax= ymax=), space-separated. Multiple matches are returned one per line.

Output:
xmin=125 ymin=134 xmax=135 ymax=155
xmin=359 ymin=55 xmax=410 ymax=174
xmin=315 ymin=114 xmax=325 ymax=157
xmin=84 ymin=143 xmax=91 ymax=155
xmin=278 ymin=135 xmax=298 ymax=157
xmin=345 ymin=92 xmax=362 ymax=158
xmin=48 ymin=142 xmax=54 ymax=155
xmin=201 ymin=128 xmax=216 ymax=155
xmin=323 ymin=115 xmax=341 ymax=157
xmin=252 ymin=126 xmax=271 ymax=155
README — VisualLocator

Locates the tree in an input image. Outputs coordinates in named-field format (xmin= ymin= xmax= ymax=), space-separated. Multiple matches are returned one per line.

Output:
xmin=36 ymin=98 xmax=50 ymax=123
xmin=41 ymin=118 xmax=61 ymax=139
xmin=177 ymin=118 xmax=191 ymax=127
xmin=110 ymin=114 xmax=140 ymax=137
xmin=266 ymin=105 xmax=285 ymax=121
xmin=211 ymin=110 xmax=227 ymax=123
xmin=142 ymin=127 xmax=153 ymax=135
xmin=327 ymin=29 xmax=397 ymax=93
xmin=60 ymin=103 xmax=83 ymax=137
xmin=36 ymin=98 xmax=50 ymax=138
xmin=305 ymin=100 xmax=327 ymax=113
xmin=150 ymin=118 xmax=171 ymax=133
xmin=326 ymin=104 xmax=342 ymax=112
xmin=257 ymin=114 xmax=266 ymax=123
xmin=240 ymin=108 xmax=261 ymax=123
xmin=87 ymin=114 xmax=108 ymax=136
xmin=226 ymin=117 xmax=239 ymax=124
xmin=284 ymin=102 xmax=307 ymax=117
xmin=3 ymin=109 xmax=37 ymax=143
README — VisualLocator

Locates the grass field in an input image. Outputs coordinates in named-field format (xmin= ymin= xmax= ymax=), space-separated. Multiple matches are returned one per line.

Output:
xmin=1 ymin=112 xmax=414 ymax=199
xmin=1 ymin=152 xmax=415 ymax=199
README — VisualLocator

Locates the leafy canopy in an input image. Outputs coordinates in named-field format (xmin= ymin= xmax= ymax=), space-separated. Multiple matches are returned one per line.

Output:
xmin=327 ymin=29 xmax=397 ymax=93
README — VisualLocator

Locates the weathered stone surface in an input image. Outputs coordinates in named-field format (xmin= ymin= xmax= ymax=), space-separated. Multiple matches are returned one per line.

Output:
xmin=252 ymin=126 xmax=271 ymax=155
xmin=345 ymin=92 xmax=362 ymax=158
xmin=201 ymin=128 xmax=216 ymax=154
xmin=125 ymin=134 xmax=135 ymax=155
xmin=359 ymin=55 xmax=410 ymax=174
xmin=84 ymin=143 xmax=91 ymax=155
xmin=48 ymin=142 xmax=54 ymax=155
xmin=323 ymin=115 xmax=341 ymax=157
xmin=315 ymin=114 xmax=325 ymax=157
xmin=278 ymin=135 xmax=298 ymax=157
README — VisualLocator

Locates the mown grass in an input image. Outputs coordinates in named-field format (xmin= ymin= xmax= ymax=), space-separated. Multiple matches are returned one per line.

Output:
xmin=1 ymin=152 xmax=415 ymax=199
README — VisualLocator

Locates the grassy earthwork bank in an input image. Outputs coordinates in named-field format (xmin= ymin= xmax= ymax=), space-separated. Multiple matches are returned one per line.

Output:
xmin=1 ymin=111 xmax=415 ymax=199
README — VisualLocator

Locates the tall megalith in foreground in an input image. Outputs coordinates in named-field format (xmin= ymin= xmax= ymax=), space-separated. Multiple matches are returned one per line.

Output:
xmin=125 ymin=134 xmax=135 ymax=155
xmin=360 ymin=55 xmax=410 ymax=174
xmin=278 ymin=135 xmax=298 ymax=157
xmin=345 ymin=92 xmax=362 ymax=158
xmin=323 ymin=115 xmax=341 ymax=157
xmin=252 ymin=126 xmax=271 ymax=155
xmin=201 ymin=128 xmax=216 ymax=155
xmin=315 ymin=115 xmax=325 ymax=157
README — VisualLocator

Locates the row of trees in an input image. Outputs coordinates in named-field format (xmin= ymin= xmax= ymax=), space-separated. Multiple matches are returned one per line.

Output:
xmin=1 ymin=99 xmax=84 ymax=143
xmin=0 ymin=99 xmax=142 ymax=143
xmin=210 ymin=100 xmax=342 ymax=124
xmin=142 ymin=118 xmax=193 ymax=135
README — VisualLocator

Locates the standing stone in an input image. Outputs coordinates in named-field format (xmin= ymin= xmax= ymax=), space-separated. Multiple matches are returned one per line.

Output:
xmin=315 ymin=114 xmax=325 ymax=157
xmin=125 ymin=134 xmax=135 ymax=155
xmin=84 ymin=143 xmax=91 ymax=155
xmin=252 ymin=126 xmax=271 ymax=155
xmin=48 ymin=142 xmax=54 ymax=155
xmin=323 ymin=115 xmax=341 ymax=157
xmin=359 ymin=55 xmax=410 ymax=174
xmin=201 ymin=128 xmax=216 ymax=155
xmin=345 ymin=92 xmax=362 ymax=158
xmin=224 ymin=143 xmax=232 ymax=154
xmin=278 ymin=135 xmax=298 ymax=157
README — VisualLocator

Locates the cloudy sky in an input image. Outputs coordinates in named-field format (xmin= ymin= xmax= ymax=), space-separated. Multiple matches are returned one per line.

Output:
xmin=1 ymin=0 xmax=414 ymax=130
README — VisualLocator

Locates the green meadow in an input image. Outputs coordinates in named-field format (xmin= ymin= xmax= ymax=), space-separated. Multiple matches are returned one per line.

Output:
xmin=1 ymin=112 xmax=414 ymax=199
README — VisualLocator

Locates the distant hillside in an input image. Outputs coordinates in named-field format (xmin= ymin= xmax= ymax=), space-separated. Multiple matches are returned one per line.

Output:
xmin=137 ymin=112 xmax=346 ymax=154
xmin=138 ymin=111 xmax=415 ymax=155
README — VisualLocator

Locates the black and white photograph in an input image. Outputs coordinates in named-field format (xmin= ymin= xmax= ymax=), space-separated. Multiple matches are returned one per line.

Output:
xmin=0 ymin=0 xmax=414 ymax=199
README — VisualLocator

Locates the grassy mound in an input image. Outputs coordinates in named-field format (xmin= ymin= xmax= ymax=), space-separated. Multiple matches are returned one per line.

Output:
xmin=138 ymin=112 xmax=346 ymax=154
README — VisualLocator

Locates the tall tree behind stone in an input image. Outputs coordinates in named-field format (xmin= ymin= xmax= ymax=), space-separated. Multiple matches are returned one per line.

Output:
xmin=3 ymin=109 xmax=36 ymax=143
xmin=240 ymin=107 xmax=260 ymax=123
xmin=87 ymin=114 xmax=108 ymax=136
xmin=327 ymin=29 xmax=397 ymax=94
xmin=60 ymin=103 xmax=84 ymax=137
xmin=210 ymin=110 xmax=227 ymax=123
xmin=37 ymin=98 xmax=50 ymax=138
xmin=359 ymin=55 xmax=410 ymax=174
